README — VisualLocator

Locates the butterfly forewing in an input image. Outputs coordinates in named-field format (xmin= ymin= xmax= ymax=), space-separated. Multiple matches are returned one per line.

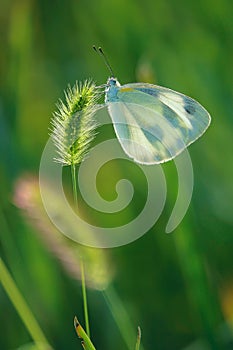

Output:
xmin=106 ymin=83 xmax=210 ymax=164
xmin=124 ymin=83 xmax=211 ymax=144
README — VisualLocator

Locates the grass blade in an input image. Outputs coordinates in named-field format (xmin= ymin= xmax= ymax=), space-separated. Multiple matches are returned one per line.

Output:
xmin=135 ymin=326 xmax=141 ymax=350
xmin=0 ymin=258 xmax=52 ymax=350
xmin=74 ymin=316 xmax=96 ymax=350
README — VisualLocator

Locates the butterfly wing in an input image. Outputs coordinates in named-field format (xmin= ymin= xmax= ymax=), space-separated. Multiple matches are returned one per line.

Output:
xmin=106 ymin=83 xmax=211 ymax=164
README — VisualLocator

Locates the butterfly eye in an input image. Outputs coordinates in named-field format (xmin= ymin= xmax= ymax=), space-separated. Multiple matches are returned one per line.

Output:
xmin=110 ymin=79 xmax=116 ymax=85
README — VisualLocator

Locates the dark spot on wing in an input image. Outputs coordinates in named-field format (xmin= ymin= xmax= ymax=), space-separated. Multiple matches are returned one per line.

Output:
xmin=184 ymin=100 xmax=196 ymax=114
xmin=135 ymin=88 xmax=159 ymax=97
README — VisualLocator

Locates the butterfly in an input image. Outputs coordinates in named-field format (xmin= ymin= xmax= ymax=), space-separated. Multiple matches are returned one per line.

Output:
xmin=94 ymin=47 xmax=211 ymax=164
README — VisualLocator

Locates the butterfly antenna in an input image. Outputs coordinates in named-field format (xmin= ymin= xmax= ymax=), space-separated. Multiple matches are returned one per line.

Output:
xmin=93 ymin=45 xmax=115 ymax=77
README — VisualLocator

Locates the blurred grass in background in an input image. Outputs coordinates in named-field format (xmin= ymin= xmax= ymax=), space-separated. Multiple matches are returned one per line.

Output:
xmin=1 ymin=0 xmax=233 ymax=349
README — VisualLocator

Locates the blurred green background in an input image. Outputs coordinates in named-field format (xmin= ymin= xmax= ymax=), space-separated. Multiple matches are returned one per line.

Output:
xmin=1 ymin=0 xmax=233 ymax=349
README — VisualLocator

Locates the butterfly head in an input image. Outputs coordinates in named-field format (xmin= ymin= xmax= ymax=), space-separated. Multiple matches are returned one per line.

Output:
xmin=107 ymin=77 xmax=121 ymax=87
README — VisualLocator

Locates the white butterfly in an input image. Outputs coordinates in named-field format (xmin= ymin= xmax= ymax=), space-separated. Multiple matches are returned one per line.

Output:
xmin=93 ymin=46 xmax=211 ymax=164
xmin=104 ymin=77 xmax=211 ymax=164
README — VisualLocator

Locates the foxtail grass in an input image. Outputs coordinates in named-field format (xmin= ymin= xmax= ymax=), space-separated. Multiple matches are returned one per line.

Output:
xmin=51 ymin=80 xmax=101 ymax=166
xmin=51 ymin=80 xmax=101 ymax=341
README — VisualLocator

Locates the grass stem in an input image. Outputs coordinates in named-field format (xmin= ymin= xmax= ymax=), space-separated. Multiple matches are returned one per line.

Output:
xmin=70 ymin=163 xmax=90 ymax=338
xmin=71 ymin=163 xmax=78 ymax=207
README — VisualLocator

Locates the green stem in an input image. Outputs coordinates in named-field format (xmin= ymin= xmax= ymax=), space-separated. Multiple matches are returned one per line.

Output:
xmin=71 ymin=163 xmax=78 ymax=207
xmin=70 ymin=163 xmax=90 ymax=338
xmin=81 ymin=258 xmax=90 ymax=338
xmin=0 ymin=258 xmax=52 ymax=350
